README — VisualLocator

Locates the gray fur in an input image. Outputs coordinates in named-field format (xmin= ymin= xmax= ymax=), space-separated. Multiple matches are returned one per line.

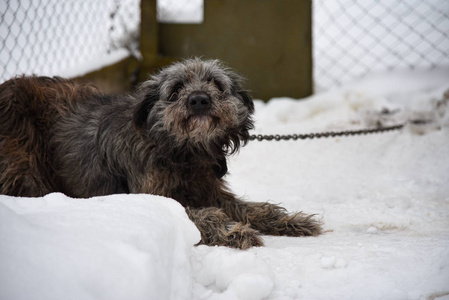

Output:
xmin=0 ymin=58 xmax=322 ymax=249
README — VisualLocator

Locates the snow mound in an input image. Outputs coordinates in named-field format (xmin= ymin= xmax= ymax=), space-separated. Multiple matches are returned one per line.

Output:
xmin=0 ymin=193 xmax=200 ymax=300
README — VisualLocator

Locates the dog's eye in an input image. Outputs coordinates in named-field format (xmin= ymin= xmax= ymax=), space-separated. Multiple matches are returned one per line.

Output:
xmin=173 ymin=83 xmax=183 ymax=94
xmin=207 ymin=77 xmax=224 ymax=92
xmin=169 ymin=84 xmax=183 ymax=102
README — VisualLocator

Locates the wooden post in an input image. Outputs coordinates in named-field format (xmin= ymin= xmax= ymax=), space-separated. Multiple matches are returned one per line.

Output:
xmin=138 ymin=0 xmax=174 ymax=81
xmin=139 ymin=0 xmax=158 ymax=65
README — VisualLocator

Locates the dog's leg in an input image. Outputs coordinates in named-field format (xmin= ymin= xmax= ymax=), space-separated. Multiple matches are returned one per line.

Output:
xmin=185 ymin=206 xmax=263 ymax=249
xmin=221 ymin=197 xmax=322 ymax=237
xmin=0 ymin=149 xmax=54 ymax=197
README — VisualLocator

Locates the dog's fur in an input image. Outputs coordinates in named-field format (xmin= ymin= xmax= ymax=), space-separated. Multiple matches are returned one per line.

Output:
xmin=0 ymin=58 xmax=322 ymax=249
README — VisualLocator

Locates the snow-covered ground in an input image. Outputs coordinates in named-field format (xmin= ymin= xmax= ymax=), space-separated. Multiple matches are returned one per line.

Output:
xmin=1 ymin=69 xmax=449 ymax=300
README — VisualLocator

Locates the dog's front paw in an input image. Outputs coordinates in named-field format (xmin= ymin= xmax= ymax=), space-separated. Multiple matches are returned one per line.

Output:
xmin=187 ymin=207 xmax=263 ymax=249
xmin=275 ymin=213 xmax=323 ymax=237
xmin=223 ymin=223 xmax=264 ymax=249
xmin=225 ymin=201 xmax=323 ymax=237
xmin=198 ymin=222 xmax=263 ymax=250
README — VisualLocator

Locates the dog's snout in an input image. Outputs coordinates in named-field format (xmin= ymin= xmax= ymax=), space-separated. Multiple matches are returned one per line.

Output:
xmin=189 ymin=92 xmax=210 ymax=113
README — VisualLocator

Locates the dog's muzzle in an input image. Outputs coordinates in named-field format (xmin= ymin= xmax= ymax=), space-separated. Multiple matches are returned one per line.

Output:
xmin=189 ymin=91 xmax=211 ymax=115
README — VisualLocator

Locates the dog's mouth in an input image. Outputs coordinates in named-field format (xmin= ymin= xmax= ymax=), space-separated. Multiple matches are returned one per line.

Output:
xmin=185 ymin=114 xmax=219 ymax=132
xmin=190 ymin=114 xmax=211 ymax=123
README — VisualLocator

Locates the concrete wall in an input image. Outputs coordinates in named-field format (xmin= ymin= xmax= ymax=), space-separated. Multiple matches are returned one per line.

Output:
xmin=159 ymin=0 xmax=312 ymax=100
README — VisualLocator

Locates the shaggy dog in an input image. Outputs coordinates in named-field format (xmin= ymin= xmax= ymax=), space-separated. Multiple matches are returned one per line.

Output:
xmin=0 ymin=59 xmax=322 ymax=249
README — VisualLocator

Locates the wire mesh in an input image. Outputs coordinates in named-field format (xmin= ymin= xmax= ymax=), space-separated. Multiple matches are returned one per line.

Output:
xmin=0 ymin=0 xmax=139 ymax=82
xmin=1 ymin=1 xmax=448 ymax=90
xmin=313 ymin=0 xmax=449 ymax=90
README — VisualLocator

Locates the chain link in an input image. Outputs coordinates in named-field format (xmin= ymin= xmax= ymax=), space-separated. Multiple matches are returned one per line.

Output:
xmin=249 ymin=124 xmax=405 ymax=142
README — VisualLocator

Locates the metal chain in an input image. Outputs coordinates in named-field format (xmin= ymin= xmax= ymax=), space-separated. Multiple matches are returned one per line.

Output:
xmin=249 ymin=123 xmax=405 ymax=142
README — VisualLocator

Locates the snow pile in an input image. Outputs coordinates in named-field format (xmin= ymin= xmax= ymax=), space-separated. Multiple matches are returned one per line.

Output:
xmin=1 ymin=68 xmax=449 ymax=300
xmin=0 ymin=193 xmax=200 ymax=300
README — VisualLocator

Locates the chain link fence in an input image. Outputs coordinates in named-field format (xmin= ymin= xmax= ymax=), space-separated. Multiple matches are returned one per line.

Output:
xmin=313 ymin=0 xmax=449 ymax=90
xmin=0 ymin=0 xmax=204 ymax=83
xmin=1 ymin=0 xmax=448 ymax=90
xmin=0 ymin=0 xmax=139 ymax=82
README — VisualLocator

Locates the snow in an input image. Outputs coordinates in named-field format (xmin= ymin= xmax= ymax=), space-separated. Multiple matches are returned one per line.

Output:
xmin=1 ymin=68 xmax=449 ymax=299
xmin=58 ymin=49 xmax=131 ymax=79
xmin=0 ymin=193 xmax=200 ymax=300
xmin=157 ymin=0 xmax=203 ymax=24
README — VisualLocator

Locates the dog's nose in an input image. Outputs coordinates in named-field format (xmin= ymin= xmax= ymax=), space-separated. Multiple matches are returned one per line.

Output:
xmin=189 ymin=92 xmax=210 ymax=113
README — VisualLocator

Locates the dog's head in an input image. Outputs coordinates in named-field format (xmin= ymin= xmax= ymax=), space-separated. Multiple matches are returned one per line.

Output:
xmin=134 ymin=59 xmax=254 ymax=159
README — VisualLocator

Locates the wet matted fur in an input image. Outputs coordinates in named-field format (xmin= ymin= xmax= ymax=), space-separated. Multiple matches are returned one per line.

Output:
xmin=0 ymin=58 xmax=322 ymax=249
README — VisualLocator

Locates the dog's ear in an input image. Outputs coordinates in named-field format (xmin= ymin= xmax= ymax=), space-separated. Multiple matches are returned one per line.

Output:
xmin=224 ymin=71 xmax=255 ymax=150
xmin=228 ymin=72 xmax=254 ymax=114
xmin=133 ymin=82 xmax=159 ymax=128
xmin=236 ymin=88 xmax=254 ymax=114
xmin=212 ymin=157 xmax=228 ymax=179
